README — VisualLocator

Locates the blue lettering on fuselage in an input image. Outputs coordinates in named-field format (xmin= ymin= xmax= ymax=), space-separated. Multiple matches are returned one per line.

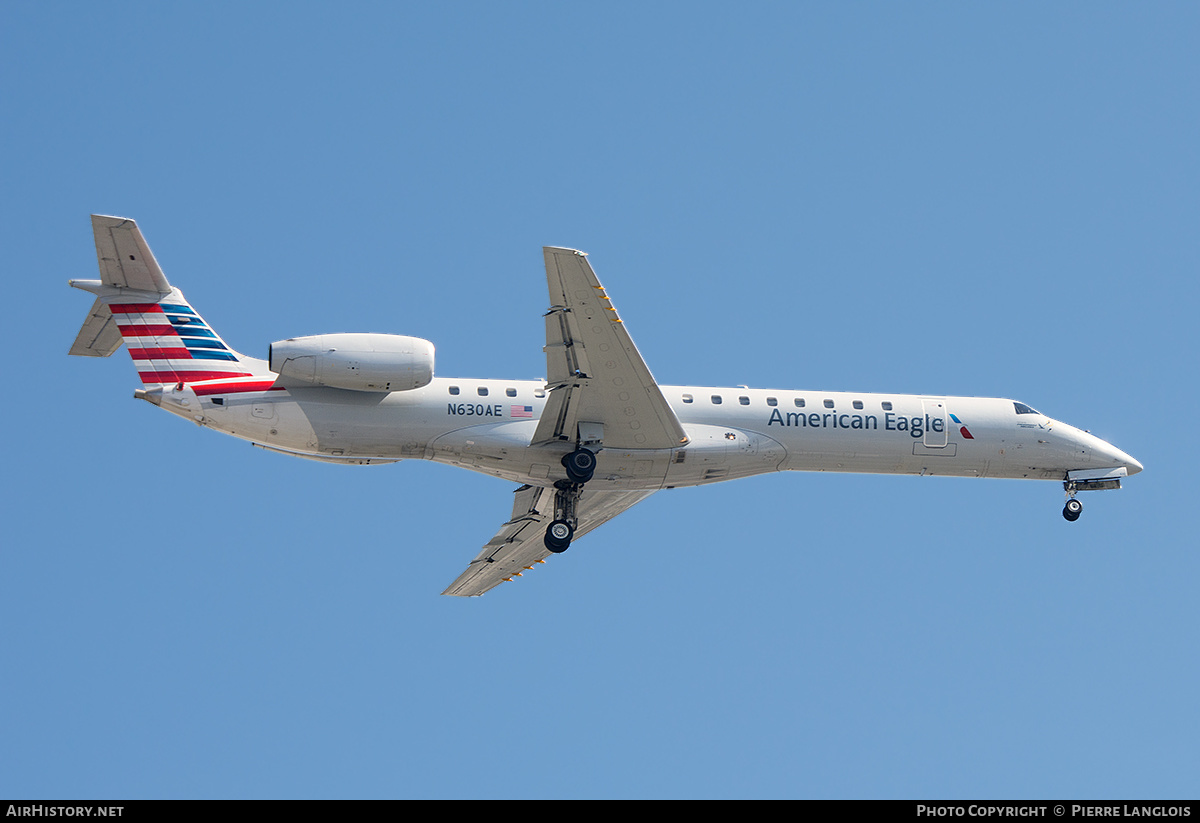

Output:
xmin=767 ymin=409 xmax=879 ymax=430
xmin=767 ymin=408 xmax=947 ymax=438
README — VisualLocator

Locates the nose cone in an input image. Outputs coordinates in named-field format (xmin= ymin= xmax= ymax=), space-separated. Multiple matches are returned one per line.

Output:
xmin=1055 ymin=421 xmax=1143 ymax=476
xmin=1123 ymin=452 xmax=1144 ymax=476
xmin=1093 ymin=435 xmax=1143 ymax=476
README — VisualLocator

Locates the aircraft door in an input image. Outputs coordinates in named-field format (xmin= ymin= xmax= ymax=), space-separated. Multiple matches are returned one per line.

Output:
xmin=922 ymin=398 xmax=948 ymax=448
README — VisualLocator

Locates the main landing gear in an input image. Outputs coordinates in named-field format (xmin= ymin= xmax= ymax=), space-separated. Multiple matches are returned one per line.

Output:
xmin=561 ymin=447 xmax=597 ymax=484
xmin=545 ymin=481 xmax=583 ymax=553
xmin=544 ymin=448 xmax=597 ymax=553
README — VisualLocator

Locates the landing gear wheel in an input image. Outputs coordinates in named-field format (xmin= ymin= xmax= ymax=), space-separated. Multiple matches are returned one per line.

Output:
xmin=1063 ymin=498 xmax=1083 ymax=522
xmin=561 ymin=448 xmax=597 ymax=483
xmin=544 ymin=519 xmax=575 ymax=553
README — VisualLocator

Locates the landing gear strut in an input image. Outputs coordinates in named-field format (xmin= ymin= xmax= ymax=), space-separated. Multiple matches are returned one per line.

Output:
xmin=1063 ymin=483 xmax=1083 ymax=522
xmin=544 ymin=480 xmax=584 ymax=553
xmin=544 ymin=447 xmax=599 ymax=552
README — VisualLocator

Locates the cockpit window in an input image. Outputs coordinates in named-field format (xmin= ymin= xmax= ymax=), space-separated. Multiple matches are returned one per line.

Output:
xmin=1013 ymin=402 xmax=1040 ymax=415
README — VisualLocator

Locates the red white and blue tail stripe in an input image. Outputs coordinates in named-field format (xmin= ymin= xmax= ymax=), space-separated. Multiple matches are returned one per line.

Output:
xmin=69 ymin=215 xmax=271 ymax=387
xmin=109 ymin=294 xmax=255 ymax=385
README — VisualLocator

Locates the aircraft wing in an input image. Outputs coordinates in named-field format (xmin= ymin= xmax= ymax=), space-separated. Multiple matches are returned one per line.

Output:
xmin=532 ymin=247 xmax=688 ymax=450
xmin=441 ymin=485 xmax=656 ymax=597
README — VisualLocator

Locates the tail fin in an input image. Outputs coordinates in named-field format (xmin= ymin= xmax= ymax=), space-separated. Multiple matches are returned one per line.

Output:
xmin=69 ymin=215 xmax=260 ymax=385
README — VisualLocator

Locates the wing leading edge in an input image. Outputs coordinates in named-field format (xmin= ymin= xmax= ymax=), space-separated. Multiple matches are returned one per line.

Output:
xmin=442 ymin=485 xmax=656 ymax=597
xmin=532 ymin=247 xmax=687 ymax=451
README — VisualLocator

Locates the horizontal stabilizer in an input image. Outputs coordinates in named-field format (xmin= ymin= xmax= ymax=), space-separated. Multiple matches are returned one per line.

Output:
xmin=68 ymin=298 xmax=123 ymax=357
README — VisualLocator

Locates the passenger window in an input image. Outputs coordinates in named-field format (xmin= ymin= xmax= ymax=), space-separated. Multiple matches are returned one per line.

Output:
xmin=478 ymin=387 xmax=489 ymax=396
xmin=534 ymin=388 xmax=545 ymax=398
xmin=794 ymin=398 xmax=805 ymax=408
xmin=506 ymin=388 xmax=517 ymax=397
xmin=767 ymin=397 xmax=777 ymax=407
xmin=852 ymin=400 xmax=864 ymax=410
xmin=711 ymin=395 xmax=723 ymax=404
xmin=449 ymin=386 xmax=460 ymax=396
xmin=881 ymin=401 xmax=892 ymax=411
xmin=739 ymin=396 xmax=750 ymax=405
xmin=824 ymin=399 xmax=834 ymax=409
xmin=682 ymin=394 xmax=693 ymax=404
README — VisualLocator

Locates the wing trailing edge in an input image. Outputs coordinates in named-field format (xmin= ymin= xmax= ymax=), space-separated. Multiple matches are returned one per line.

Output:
xmin=532 ymin=247 xmax=688 ymax=450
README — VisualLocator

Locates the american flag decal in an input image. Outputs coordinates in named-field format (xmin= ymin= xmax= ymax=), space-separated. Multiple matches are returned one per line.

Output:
xmin=511 ymin=405 xmax=533 ymax=419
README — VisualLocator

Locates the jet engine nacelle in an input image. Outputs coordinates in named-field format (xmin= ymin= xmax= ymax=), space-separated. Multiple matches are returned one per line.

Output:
xmin=268 ymin=333 xmax=435 ymax=392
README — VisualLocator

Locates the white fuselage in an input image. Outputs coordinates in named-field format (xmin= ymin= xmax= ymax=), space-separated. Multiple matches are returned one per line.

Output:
xmin=144 ymin=370 xmax=1142 ymax=491
xmin=73 ymin=218 xmax=1144 ymax=594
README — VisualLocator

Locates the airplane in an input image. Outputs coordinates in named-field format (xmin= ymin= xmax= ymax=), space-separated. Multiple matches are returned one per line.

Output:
xmin=69 ymin=215 xmax=1143 ymax=596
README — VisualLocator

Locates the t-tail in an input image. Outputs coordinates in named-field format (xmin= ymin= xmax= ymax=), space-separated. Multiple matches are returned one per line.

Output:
xmin=68 ymin=215 xmax=266 ymax=385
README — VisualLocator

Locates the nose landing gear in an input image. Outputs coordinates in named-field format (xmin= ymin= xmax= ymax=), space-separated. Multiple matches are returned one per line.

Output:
xmin=1062 ymin=479 xmax=1083 ymax=522
xmin=1063 ymin=497 xmax=1083 ymax=522
xmin=1061 ymin=470 xmax=1129 ymax=522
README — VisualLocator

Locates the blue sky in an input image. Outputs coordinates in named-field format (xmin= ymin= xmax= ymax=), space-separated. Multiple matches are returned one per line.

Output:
xmin=2 ymin=2 xmax=1197 ymax=799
